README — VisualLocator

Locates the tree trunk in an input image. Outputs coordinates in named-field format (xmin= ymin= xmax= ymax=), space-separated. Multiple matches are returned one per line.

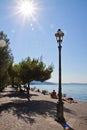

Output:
xmin=12 ymin=78 xmax=14 ymax=87
xmin=27 ymin=82 xmax=30 ymax=101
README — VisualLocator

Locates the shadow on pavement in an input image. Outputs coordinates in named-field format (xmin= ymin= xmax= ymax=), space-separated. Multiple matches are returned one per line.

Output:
xmin=0 ymin=85 xmax=75 ymax=129
xmin=0 ymin=99 xmax=56 ymax=124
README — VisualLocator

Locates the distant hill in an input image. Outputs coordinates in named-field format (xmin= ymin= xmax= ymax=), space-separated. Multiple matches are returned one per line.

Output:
xmin=30 ymin=81 xmax=57 ymax=85
xmin=30 ymin=81 xmax=87 ymax=85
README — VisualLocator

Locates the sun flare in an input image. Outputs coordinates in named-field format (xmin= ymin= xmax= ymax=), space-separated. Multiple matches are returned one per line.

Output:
xmin=14 ymin=0 xmax=38 ymax=22
xmin=19 ymin=0 xmax=35 ymax=17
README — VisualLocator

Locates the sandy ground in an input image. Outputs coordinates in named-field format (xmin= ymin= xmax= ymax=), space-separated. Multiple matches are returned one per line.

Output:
xmin=0 ymin=85 xmax=87 ymax=130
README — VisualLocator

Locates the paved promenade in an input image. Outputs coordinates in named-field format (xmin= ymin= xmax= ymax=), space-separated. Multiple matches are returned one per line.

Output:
xmin=0 ymin=85 xmax=87 ymax=130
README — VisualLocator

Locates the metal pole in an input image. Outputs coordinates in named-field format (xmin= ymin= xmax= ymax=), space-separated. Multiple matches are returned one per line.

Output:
xmin=56 ymin=42 xmax=65 ymax=123
xmin=58 ymin=43 xmax=62 ymax=103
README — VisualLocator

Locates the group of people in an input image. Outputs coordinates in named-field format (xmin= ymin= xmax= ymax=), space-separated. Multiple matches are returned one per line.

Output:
xmin=50 ymin=90 xmax=76 ymax=103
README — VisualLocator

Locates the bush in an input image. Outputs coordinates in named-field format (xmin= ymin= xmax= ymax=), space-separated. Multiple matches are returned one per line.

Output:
xmin=62 ymin=93 xmax=67 ymax=97
xmin=31 ymin=86 xmax=36 ymax=91
xmin=42 ymin=90 xmax=49 ymax=95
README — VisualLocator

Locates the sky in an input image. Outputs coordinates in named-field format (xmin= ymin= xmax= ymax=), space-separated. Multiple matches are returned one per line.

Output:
xmin=0 ymin=0 xmax=87 ymax=83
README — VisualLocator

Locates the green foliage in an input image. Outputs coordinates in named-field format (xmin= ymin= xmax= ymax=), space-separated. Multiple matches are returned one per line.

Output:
xmin=62 ymin=93 xmax=67 ymax=97
xmin=19 ymin=56 xmax=53 ymax=84
xmin=42 ymin=90 xmax=49 ymax=95
xmin=0 ymin=31 xmax=13 ymax=91
xmin=8 ymin=62 xmax=21 ymax=86
xmin=31 ymin=86 xmax=36 ymax=91
xmin=8 ymin=56 xmax=53 ymax=87
xmin=19 ymin=57 xmax=33 ymax=84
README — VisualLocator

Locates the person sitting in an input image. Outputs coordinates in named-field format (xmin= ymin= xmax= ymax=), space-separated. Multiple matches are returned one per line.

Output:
xmin=51 ymin=90 xmax=57 ymax=99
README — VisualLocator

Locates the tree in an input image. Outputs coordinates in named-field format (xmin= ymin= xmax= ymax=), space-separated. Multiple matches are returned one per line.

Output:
xmin=19 ymin=56 xmax=53 ymax=101
xmin=0 ymin=31 xmax=13 ymax=91
xmin=13 ymin=64 xmax=22 ymax=86
xmin=8 ymin=61 xmax=23 ymax=88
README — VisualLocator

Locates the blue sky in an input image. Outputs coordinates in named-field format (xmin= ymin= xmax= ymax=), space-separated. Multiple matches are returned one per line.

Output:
xmin=0 ymin=0 xmax=87 ymax=83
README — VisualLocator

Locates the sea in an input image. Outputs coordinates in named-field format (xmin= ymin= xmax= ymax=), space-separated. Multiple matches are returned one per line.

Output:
xmin=30 ymin=84 xmax=87 ymax=102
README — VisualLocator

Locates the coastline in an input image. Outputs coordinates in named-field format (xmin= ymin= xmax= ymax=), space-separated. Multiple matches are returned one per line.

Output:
xmin=0 ymin=85 xmax=87 ymax=130
xmin=30 ymin=84 xmax=87 ymax=102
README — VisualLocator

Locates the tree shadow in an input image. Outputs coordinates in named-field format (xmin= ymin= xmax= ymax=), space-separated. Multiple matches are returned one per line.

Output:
xmin=0 ymin=91 xmax=38 ymax=99
xmin=0 ymin=99 xmax=56 ymax=124
xmin=0 ymin=99 xmax=76 ymax=130
xmin=0 ymin=86 xmax=76 ymax=129
xmin=0 ymin=91 xmax=27 ymax=99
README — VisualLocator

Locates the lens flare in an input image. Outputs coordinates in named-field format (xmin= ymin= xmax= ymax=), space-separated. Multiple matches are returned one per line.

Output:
xmin=14 ymin=0 xmax=39 ymax=23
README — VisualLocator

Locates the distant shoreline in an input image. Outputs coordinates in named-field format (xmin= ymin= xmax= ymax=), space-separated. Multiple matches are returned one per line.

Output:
xmin=30 ymin=81 xmax=87 ymax=85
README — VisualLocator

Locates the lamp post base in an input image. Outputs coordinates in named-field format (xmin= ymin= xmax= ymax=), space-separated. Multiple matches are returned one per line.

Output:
xmin=55 ymin=101 xmax=65 ymax=123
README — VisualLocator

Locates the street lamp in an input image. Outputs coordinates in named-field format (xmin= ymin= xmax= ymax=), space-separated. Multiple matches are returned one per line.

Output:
xmin=55 ymin=29 xmax=65 ymax=122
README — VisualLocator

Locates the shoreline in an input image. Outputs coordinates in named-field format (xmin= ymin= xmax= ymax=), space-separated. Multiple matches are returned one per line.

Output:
xmin=30 ymin=84 xmax=87 ymax=102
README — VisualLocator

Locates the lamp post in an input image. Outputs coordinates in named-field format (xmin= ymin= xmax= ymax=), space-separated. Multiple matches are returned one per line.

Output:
xmin=55 ymin=29 xmax=65 ymax=122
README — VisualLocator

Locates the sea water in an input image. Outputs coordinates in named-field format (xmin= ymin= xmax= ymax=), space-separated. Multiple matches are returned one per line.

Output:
xmin=30 ymin=84 xmax=87 ymax=102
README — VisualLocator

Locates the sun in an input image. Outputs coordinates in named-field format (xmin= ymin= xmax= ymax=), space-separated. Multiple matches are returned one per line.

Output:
xmin=19 ymin=0 xmax=35 ymax=17
xmin=14 ymin=0 xmax=38 ymax=22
